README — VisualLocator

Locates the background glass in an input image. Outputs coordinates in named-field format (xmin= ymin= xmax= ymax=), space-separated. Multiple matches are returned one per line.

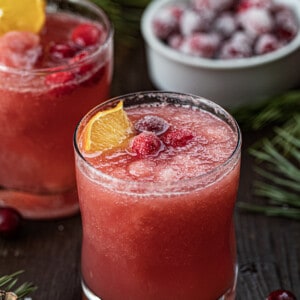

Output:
xmin=0 ymin=0 xmax=113 ymax=219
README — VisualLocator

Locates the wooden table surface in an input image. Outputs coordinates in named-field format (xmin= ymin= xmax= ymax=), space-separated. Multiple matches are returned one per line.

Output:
xmin=0 ymin=40 xmax=299 ymax=300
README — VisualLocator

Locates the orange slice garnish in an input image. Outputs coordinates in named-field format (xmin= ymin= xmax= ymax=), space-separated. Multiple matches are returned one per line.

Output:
xmin=82 ymin=101 xmax=133 ymax=153
xmin=0 ymin=0 xmax=46 ymax=36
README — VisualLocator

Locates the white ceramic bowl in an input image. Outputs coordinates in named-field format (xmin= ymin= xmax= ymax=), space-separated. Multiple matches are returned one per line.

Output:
xmin=141 ymin=0 xmax=300 ymax=108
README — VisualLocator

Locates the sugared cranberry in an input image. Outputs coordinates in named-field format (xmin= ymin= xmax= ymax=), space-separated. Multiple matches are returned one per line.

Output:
xmin=152 ymin=5 xmax=183 ymax=40
xmin=49 ymin=42 xmax=78 ymax=61
xmin=213 ymin=12 xmax=238 ymax=38
xmin=131 ymin=132 xmax=163 ymax=158
xmin=238 ymin=8 xmax=274 ymax=38
xmin=0 ymin=207 xmax=22 ymax=238
xmin=180 ymin=9 xmax=215 ymax=36
xmin=180 ymin=33 xmax=221 ymax=58
xmin=274 ymin=8 xmax=299 ymax=42
xmin=71 ymin=51 xmax=94 ymax=75
xmin=168 ymin=34 xmax=184 ymax=49
xmin=152 ymin=0 xmax=298 ymax=60
xmin=255 ymin=34 xmax=281 ymax=55
xmin=134 ymin=116 xmax=169 ymax=136
xmin=218 ymin=31 xmax=253 ymax=59
xmin=266 ymin=289 xmax=297 ymax=300
xmin=236 ymin=0 xmax=273 ymax=12
xmin=71 ymin=23 xmax=103 ymax=47
xmin=45 ymin=71 xmax=76 ymax=96
xmin=162 ymin=128 xmax=194 ymax=147
xmin=192 ymin=0 xmax=234 ymax=12
xmin=0 ymin=31 xmax=41 ymax=69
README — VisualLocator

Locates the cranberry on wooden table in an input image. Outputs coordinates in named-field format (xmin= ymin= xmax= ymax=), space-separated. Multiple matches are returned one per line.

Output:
xmin=266 ymin=289 xmax=297 ymax=300
xmin=0 ymin=207 xmax=22 ymax=238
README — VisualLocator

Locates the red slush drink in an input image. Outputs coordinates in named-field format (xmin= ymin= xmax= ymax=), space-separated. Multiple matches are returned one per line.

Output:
xmin=0 ymin=0 xmax=113 ymax=219
xmin=75 ymin=92 xmax=241 ymax=300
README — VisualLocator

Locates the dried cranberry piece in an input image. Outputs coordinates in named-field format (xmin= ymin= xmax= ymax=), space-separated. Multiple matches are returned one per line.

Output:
xmin=266 ymin=289 xmax=297 ymax=300
xmin=71 ymin=23 xmax=103 ymax=47
xmin=131 ymin=132 xmax=163 ymax=158
xmin=134 ymin=116 xmax=169 ymax=136
xmin=71 ymin=51 xmax=107 ymax=87
xmin=162 ymin=128 xmax=194 ymax=147
xmin=0 ymin=207 xmax=22 ymax=238
xmin=49 ymin=42 xmax=78 ymax=61
xmin=71 ymin=51 xmax=94 ymax=75
xmin=45 ymin=71 xmax=76 ymax=97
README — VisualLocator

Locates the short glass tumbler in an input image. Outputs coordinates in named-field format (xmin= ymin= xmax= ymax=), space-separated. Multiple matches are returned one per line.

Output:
xmin=74 ymin=91 xmax=242 ymax=300
xmin=0 ymin=0 xmax=113 ymax=219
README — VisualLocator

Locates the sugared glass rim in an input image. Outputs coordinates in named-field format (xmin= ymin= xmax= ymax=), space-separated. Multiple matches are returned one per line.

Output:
xmin=74 ymin=91 xmax=242 ymax=194
xmin=0 ymin=0 xmax=114 ymax=76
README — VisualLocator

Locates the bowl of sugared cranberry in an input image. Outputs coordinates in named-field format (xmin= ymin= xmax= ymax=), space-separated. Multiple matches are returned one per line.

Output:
xmin=141 ymin=0 xmax=300 ymax=108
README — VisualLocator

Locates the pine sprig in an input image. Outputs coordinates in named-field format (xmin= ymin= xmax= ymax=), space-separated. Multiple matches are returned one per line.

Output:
xmin=0 ymin=271 xmax=37 ymax=299
xmin=91 ymin=0 xmax=151 ymax=47
xmin=238 ymin=114 xmax=300 ymax=220
xmin=232 ymin=90 xmax=300 ymax=131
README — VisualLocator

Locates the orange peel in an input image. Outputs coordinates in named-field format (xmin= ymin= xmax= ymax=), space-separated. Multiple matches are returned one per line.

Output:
xmin=0 ymin=0 xmax=46 ymax=36
xmin=82 ymin=101 xmax=133 ymax=153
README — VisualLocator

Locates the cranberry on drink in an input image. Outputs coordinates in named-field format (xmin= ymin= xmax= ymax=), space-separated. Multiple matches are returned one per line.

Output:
xmin=0 ymin=207 xmax=22 ymax=238
xmin=45 ymin=71 xmax=76 ymax=96
xmin=71 ymin=50 xmax=94 ymax=75
xmin=162 ymin=128 xmax=195 ymax=147
xmin=131 ymin=132 xmax=163 ymax=158
xmin=266 ymin=289 xmax=297 ymax=300
xmin=71 ymin=23 xmax=103 ymax=47
xmin=134 ymin=116 xmax=169 ymax=136
xmin=49 ymin=42 xmax=78 ymax=61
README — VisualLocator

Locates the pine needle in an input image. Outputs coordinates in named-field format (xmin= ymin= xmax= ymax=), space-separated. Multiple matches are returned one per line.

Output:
xmin=232 ymin=90 xmax=300 ymax=131
xmin=0 ymin=271 xmax=37 ymax=299
xmin=91 ymin=0 xmax=151 ymax=47
xmin=238 ymin=114 xmax=300 ymax=220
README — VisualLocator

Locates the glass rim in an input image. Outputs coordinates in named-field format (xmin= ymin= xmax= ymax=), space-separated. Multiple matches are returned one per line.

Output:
xmin=74 ymin=91 xmax=242 ymax=193
xmin=0 ymin=0 xmax=114 ymax=76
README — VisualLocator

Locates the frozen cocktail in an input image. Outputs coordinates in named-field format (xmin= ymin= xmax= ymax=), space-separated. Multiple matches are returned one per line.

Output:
xmin=74 ymin=92 xmax=241 ymax=300
xmin=0 ymin=0 xmax=113 ymax=219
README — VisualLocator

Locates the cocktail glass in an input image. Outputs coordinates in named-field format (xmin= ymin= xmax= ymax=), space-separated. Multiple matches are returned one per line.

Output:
xmin=74 ymin=91 xmax=241 ymax=300
xmin=0 ymin=0 xmax=113 ymax=219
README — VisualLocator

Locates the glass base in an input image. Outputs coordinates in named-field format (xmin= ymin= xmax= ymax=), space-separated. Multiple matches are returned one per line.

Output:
xmin=0 ymin=187 xmax=79 ymax=220
xmin=81 ymin=266 xmax=238 ymax=300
